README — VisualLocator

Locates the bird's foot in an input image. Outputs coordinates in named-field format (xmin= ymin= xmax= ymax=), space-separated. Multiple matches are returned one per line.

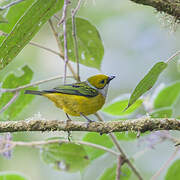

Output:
xmin=65 ymin=113 xmax=72 ymax=123
xmin=80 ymin=113 xmax=95 ymax=127
xmin=67 ymin=131 xmax=72 ymax=142
xmin=85 ymin=118 xmax=95 ymax=128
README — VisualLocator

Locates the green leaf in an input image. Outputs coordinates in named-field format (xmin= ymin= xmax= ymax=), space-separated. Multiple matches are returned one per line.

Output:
xmin=3 ymin=86 xmax=37 ymax=119
xmin=126 ymin=62 xmax=167 ymax=110
xmin=0 ymin=0 xmax=64 ymax=70
xmin=59 ymin=17 xmax=104 ymax=69
xmin=99 ymin=164 xmax=131 ymax=180
xmin=115 ymin=131 xmax=136 ymax=141
xmin=165 ymin=159 xmax=180 ymax=180
xmin=103 ymin=99 xmax=142 ymax=116
xmin=41 ymin=139 xmax=90 ymax=172
xmin=0 ymin=172 xmax=27 ymax=180
xmin=0 ymin=65 xmax=36 ymax=120
xmin=154 ymin=82 xmax=180 ymax=109
xmin=83 ymin=132 xmax=113 ymax=160
xmin=0 ymin=0 xmax=35 ymax=43
xmin=0 ymin=14 xmax=8 ymax=23
xmin=150 ymin=108 xmax=173 ymax=118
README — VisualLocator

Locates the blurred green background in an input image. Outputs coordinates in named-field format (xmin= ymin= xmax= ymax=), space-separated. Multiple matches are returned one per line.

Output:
xmin=0 ymin=0 xmax=180 ymax=179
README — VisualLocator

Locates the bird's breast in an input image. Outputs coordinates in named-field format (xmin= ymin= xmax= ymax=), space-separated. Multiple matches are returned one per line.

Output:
xmin=43 ymin=93 xmax=105 ymax=116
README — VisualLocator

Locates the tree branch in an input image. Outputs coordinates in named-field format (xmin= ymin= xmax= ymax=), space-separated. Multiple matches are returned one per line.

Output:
xmin=0 ymin=118 xmax=180 ymax=133
xmin=130 ymin=0 xmax=180 ymax=21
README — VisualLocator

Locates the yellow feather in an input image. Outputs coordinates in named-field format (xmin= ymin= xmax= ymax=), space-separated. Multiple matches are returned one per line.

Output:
xmin=43 ymin=93 xmax=105 ymax=116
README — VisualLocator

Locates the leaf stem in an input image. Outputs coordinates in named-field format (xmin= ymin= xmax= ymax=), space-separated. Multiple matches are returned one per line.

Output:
xmin=0 ymin=75 xmax=73 ymax=93
xmin=62 ymin=0 xmax=69 ymax=84
xmin=166 ymin=50 xmax=180 ymax=63
xmin=0 ymin=91 xmax=19 ymax=114
xmin=48 ymin=19 xmax=78 ymax=80
xmin=151 ymin=147 xmax=180 ymax=180
xmin=0 ymin=0 xmax=25 ymax=10
xmin=29 ymin=41 xmax=61 ymax=56
xmin=116 ymin=155 xmax=122 ymax=180
xmin=71 ymin=0 xmax=82 ymax=82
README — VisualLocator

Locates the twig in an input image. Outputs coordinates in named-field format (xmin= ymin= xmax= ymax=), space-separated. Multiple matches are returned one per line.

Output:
xmin=48 ymin=19 xmax=64 ymax=58
xmin=116 ymin=155 xmax=122 ymax=180
xmin=62 ymin=0 xmax=69 ymax=84
xmin=57 ymin=0 xmax=70 ymax=26
xmin=48 ymin=19 xmax=78 ymax=80
xmin=95 ymin=113 xmax=144 ymax=180
xmin=5 ymin=139 xmax=119 ymax=156
xmin=71 ymin=0 xmax=82 ymax=82
xmin=54 ymin=15 xmax=60 ymax=21
xmin=0 ymin=0 xmax=25 ymax=10
xmin=29 ymin=41 xmax=61 ymax=56
xmin=0 ymin=75 xmax=73 ymax=93
xmin=166 ymin=50 xmax=180 ymax=63
xmin=151 ymin=147 xmax=180 ymax=180
xmin=0 ymin=91 xmax=19 ymax=114
xmin=110 ymin=133 xmax=143 ymax=180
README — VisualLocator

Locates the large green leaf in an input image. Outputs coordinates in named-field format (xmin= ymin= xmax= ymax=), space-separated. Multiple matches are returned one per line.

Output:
xmin=165 ymin=159 xmax=180 ymax=180
xmin=99 ymin=164 xmax=131 ymax=180
xmin=150 ymin=108 xmax=173 ymax=118
xmin=0 ymin=65 xmax=36 ymax=120
xmin=126 ymin=62 xmax=167 ymax=110
xmin=41 ymin=139 xmax=90 ymax=172
xmin=0 ymin=0 xmax=64 ymax=70
xmin=115 ymin=131 xmax=136 ymax=141
xmin=103 ymin=99 xmax=142 ymax=116
xmin=0 ymin=172 xmax=27 ymax=180
xmin=0 ymin=14 xmax=8 ymax=24
xmin=83 ymin=132 xmax=113 ymax=160
xmin=0 ymin=0 xmax=35 ymax=43
xmin=59 ymin=17 xmax=104 ymax=69
xmin=154 ymin=82 xmax=180 ymax=109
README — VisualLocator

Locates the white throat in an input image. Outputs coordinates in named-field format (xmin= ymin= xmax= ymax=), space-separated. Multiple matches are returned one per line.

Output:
xmin=86 ymin=81 xmax=109 ymax=97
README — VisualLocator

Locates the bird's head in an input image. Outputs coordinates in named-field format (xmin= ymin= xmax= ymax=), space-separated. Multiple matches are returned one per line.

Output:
xmin=87 ymin=74 xmax=115 ymax=96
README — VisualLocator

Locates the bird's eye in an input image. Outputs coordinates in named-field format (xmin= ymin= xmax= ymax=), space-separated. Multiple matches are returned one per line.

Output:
xmin=100 ymin=80 xmax=105 ymax=84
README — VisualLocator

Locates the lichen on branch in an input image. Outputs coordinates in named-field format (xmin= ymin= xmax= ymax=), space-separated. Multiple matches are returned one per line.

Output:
xmin=0 ymin=118 xmax=180 ymax=133
xmin=130 ymin=0 xmax=180 ymax=21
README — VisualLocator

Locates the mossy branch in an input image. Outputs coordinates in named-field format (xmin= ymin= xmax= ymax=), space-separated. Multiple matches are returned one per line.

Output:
xmin=130 ymin=0 xmax=180 ymax=21
xmin=0 ymin=118 xmax=180 ymax=133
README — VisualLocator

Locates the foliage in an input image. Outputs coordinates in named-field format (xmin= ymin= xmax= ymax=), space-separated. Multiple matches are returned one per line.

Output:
xmin=59 ymin=17 xmax=104 ymax=69
xmin=126 ymin=62 xmax=167 ymax=110
xmin=83 ymin=132 xmax=113 ymax=160
xmin=165 ymin=159 xmax=180 ymax=180
xmin=103 ymin=99 xmax=142 ymax=116
xmin=99 ymin=164 xmax=131 ymax=180
xmin=0 ymin=66 xmax=37 ymax=120
xmin=0 ymin=172 xmax=27 ymax=180
xmin=41 ymin=138 xmax=90 ymax=172
xmin=0 ymin=0 xmax=179 ymax=180
xmin=0 ymin=0 xmax=64 ymax=70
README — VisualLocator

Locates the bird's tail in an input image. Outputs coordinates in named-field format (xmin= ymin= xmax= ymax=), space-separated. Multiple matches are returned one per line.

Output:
xmin=24 ymin=90 xmax=44 ymax=96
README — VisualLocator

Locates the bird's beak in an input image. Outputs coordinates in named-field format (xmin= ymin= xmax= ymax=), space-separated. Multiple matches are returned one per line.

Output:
xmin=108 ymin=75 xmax=115 ymax=83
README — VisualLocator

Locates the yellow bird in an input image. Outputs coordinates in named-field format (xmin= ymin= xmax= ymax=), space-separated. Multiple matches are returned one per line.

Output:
xmin=25 ymin=74 xmax=115 ymax=122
